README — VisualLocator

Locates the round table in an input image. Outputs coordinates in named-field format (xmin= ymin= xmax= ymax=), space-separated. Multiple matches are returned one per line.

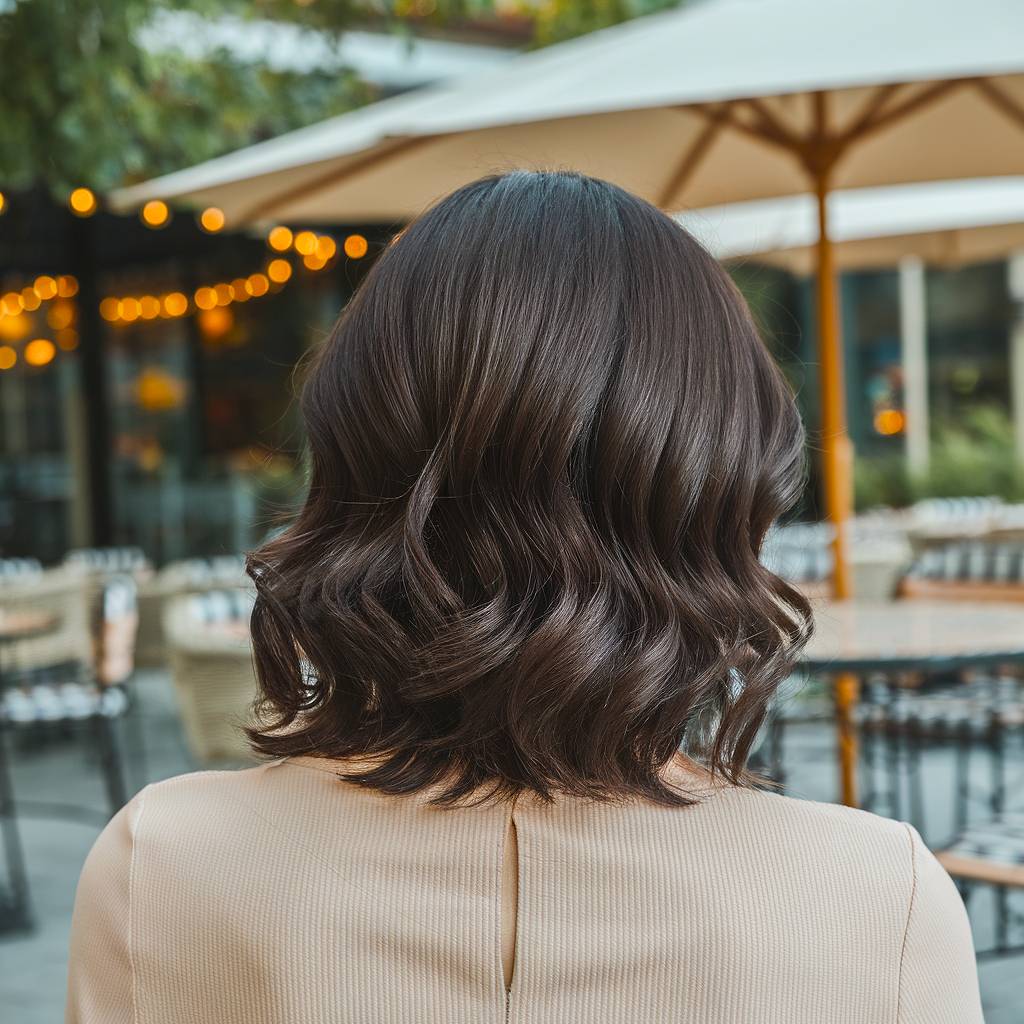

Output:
xmin=0 ymin=608 xmax=59 ymax=932
xmin=0 ymin=608 xmax=58 ymax=645
xmin=801 ymin=599 xmax=1024 ymax=807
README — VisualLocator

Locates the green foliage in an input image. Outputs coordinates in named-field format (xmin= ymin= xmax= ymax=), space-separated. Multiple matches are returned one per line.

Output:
xmin=854 ymin=405 xmax=1024 ymax=510
xmin=923 ymin=406 xmax=1024 ymax=500
xmin=531 ymin=0 xmax=679 ymax=45
xmin=0 ymin=0 xmax=684 ymax=194
xmin=853 ymin=454 xmax=913 ymax=511
xmin=0 ymin=0 xmax=375 ymax=194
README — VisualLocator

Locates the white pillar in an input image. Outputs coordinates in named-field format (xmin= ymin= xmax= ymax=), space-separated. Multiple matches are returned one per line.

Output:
xmin=899 ymin=256 xmax=929 ymax=477
xmin=1009 ymin=252 xmax=1024 ymax=467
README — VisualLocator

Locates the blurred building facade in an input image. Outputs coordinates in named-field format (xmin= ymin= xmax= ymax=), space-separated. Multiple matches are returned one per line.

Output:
xmin=0 ymin=189 xmax=387 ymax=563
xmin=1 ymin=216 xmax=1018 ymax=566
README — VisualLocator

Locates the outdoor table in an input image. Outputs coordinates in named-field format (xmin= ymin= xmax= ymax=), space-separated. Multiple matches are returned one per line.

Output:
xmin=205 ymin=620 xmax=251 ymax=641
xmin=0 ymin=608 xmax=59 ymax=933
xmin=802 ymin=599 xmax=1024 ymax=808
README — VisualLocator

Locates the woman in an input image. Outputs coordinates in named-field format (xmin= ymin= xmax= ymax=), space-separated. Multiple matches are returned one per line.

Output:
xmin=67 ymin=171 xmax=982 ymax=1023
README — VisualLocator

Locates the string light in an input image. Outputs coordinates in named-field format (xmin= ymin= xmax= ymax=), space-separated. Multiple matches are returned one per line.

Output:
xmin=267 ymin=226 xmax=293 ymax=252
xmin=0 ymin=192 xmax=6 ymax=215
xmin=267 ymin=259 xmax=292 ymax=284
xmin=247 ymin=274 xmax=269 ymax=297
xmin=25 ymin=338 xmax=56 ymax=367
xmin=199 ymin=207 xmax=225 ymax=233
xmin=344 ymin=234 xmax=368 ymax=259
xmin=141 ymin=200 xmax=170 ymax=228
xmin=162 ymin=292 xmax=188 ymax=317
xmin=293 ymin=230 xmax=318 ymax=256
xmin=1 ymin=216 xmax=352 ymax=350
xmin=0 ymin=346 xmax=16 ymax=370
xmin=69 ymin=188 xmax=97 ymax=217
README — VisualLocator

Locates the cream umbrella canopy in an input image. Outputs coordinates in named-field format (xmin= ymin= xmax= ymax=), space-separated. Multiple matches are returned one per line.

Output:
xmin=113 ymin=0 xmax=1024 ymax=226
xmin=115 ymin=0 xmax=1024 ymax=805
xmin=113 ymin=0 xmax=1024 ymax=588
xmin=680 ymin=177 xmax=1024 ymax=274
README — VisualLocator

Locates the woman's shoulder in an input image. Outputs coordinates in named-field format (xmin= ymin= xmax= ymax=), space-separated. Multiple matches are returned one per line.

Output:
xmin=696 ymin=783 xmax=919 ymax=875
xmin=713 ymin=782 xmax=913 ymax=838
xmin=82 ymin=760 xmax=345 ymax=872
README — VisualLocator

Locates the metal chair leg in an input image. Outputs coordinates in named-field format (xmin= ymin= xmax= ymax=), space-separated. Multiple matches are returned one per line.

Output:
xmin=92 ymin=712 xmax=129 ymax=816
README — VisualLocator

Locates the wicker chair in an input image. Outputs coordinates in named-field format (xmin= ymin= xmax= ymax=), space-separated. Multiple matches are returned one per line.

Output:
xmin=761 ymin=520 xmax=912 ymax=602
xmin=0 ymin=573 xmax=138 ymax=817
xmin=0 ymin=564 xmax=93 ymax=683
xmin=898 ymin=538 xmax=1024 ymax=602
xmin=136 ymin=556 xmax=248 ymax=668
xmin=163 ymin=588 xmax=257 ymax=763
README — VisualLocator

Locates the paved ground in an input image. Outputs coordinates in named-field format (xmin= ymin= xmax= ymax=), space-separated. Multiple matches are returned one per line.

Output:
xmin=2 ymin=671 xmax=1022 ymax=1021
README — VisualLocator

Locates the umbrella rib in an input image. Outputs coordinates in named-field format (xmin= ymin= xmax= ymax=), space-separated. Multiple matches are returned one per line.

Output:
xmin=973 ymin=78 xmax=1024 ymax=131
xmin=658 ymin=107 xmax=729 ymax=210
xmin=236 ymin=135 xmax=438 ymax=224
xmin=846 ymin=79 xmax=967 ymax=141
xmin=690 ymin=102 xmax=796 ymax=155
xmin=839 ymin=83 xmax=906 ymax=142
xmin=740 ymin=98 xmax=803 ymax=148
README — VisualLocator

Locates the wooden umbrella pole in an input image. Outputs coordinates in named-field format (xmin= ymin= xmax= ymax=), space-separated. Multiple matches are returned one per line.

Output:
xmin=814 ymin=159 xmax=860 ymax=807
xmin=813 ymin=172 xmax=853 ymax=600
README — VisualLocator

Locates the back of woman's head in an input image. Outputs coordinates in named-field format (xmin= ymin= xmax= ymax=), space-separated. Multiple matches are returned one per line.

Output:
xmin=247 ymin=170 xmax=812 ymax=805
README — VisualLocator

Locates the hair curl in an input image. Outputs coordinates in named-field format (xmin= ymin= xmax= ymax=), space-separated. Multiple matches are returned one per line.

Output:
xmin=246 ymin=170 xmax=812 ymax=806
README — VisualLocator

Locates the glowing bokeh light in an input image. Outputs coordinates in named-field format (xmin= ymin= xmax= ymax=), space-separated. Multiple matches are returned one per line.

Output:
xmin=25 ymin=338 xmax=56 ymax=367
xmin=267 ymin=226 xmax=293 ymax=252
xmin=344 ymin=234 xmax=368 ymax=259
xmin=69 ymin=188 xmax=97 ymax=216
xmin=267 ymin=259 xmax=292 ymax=284
xmin=141 ymin=200 xmax=170 ymax=228
xmin=199 ymin=207 xmax=225 ymax=233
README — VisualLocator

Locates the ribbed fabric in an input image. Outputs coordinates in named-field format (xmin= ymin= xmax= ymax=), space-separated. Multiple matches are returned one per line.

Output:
xmin=66 ymin=757 xmax=982 ymax=1023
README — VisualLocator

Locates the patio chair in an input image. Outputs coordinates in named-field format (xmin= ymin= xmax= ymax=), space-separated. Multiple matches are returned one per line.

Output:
xmin=897 ymin=538 xmax=1024 ymax=602
xmin=0 ymin=564 xmax=93 ymax=685
xmin=135 ymin=555 xmax=248 ymax=668
xmin=856 ymin=546 xmax=1024 ymax=834
xmin=164 ymin=588 xmax=257 ymax=763
xmin=1 ymin=573 xmax=138 ymax=818
xmin=937 ymin=757 xmax=1024 ymax=954
xmin=64 ymin=546 xmax=150 ymax=575
xmin=0 ymin=558 xmax=43 ymax=583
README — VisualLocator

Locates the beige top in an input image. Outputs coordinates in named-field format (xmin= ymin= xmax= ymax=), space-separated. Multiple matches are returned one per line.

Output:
xmin=66 ymin=756 xmax=983 ymax=1024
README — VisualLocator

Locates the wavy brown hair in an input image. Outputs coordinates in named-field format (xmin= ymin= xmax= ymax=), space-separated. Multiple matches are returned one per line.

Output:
xmin=247 ymin=170 xmax=812 ymax=806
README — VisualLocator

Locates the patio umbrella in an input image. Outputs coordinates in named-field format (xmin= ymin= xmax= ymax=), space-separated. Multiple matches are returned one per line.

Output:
xmin=680 ymin=176 xmax=1024 ymax=477
xmin=114 ymin=0 xmax=1024 ymax=805
xmin=680 ymin=177 xmax=1024 ymax=274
